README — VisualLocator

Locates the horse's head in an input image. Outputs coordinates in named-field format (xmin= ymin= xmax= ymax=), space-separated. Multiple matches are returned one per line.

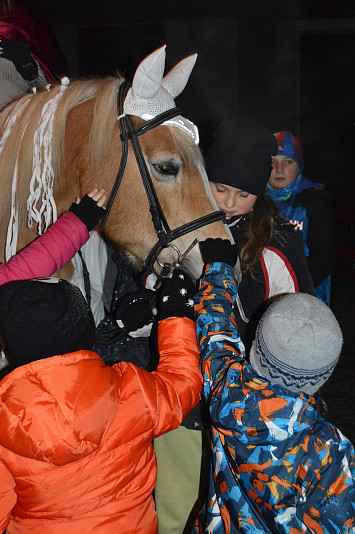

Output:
xmin=0 ymin=46 xmax=232 ymax=280
xmin=93 ymin=46 xmax=232 ymax=278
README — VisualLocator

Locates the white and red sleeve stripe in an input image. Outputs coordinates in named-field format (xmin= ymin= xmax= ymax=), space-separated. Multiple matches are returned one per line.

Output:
xmin=261 ymin=246 xmax=299 ymax=300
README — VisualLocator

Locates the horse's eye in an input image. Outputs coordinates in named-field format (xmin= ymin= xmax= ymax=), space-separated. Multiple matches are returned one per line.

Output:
xmin=152 ymin=161 xmax=180 ymax=178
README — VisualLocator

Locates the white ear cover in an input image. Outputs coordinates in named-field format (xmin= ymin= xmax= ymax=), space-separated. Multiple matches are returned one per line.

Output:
xmin=162 ymin=53 xmax=198 ymax=99
xmin=123 ymin=45 xmax=199 ymax=144
xmin=131 ymin=45 xmax=166 ymax=100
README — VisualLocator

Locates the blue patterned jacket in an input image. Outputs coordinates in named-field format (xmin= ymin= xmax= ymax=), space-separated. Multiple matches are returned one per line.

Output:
xmin=193 ymin=262 xmax=355 ymax=533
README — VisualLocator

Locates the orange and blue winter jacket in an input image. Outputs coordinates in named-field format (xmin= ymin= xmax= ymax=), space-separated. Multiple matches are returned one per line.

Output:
xmin=193 ymin=262 xmax=355 ymax=533
xmin=0 ymin=317 xmax=202 ymax=533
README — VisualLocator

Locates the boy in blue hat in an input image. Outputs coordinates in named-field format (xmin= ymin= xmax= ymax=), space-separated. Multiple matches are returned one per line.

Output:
xmin=267 ymin=131 xmax=336 ymax=305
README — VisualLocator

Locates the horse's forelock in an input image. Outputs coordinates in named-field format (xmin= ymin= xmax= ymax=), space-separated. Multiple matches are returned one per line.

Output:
xmin=168 ymin=126 xmax=219 ymax=207
xmin=169 ymin=126 xmax=203 ymax=173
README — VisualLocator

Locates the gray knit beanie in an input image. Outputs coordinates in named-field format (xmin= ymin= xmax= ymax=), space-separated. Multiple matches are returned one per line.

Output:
xmin=249 ymin=293 xmax=343 ymax=395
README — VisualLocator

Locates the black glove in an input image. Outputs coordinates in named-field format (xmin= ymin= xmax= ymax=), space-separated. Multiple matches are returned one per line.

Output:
xmin=158 ymin=268 xmax=196 ymax=321
xmin=113 ymin=288 xmax=155 ymax=333
xmin=199 ymin=238 xmax=238 ymax=267
xmin=69 ymin=194 xmax=106 ymax=231
xmin=0 ymin=39 xmax=38 ymax=81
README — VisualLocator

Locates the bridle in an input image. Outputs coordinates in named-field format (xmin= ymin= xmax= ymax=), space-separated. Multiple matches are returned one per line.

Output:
xmin=99 ymin=80 xmax=225 ymax=276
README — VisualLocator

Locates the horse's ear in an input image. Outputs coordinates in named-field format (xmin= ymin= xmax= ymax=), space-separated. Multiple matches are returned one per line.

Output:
xmin=162 ymin=53 xmax=198 ymax=99
xmin=131 ymin=45 xmax=167 ymax=100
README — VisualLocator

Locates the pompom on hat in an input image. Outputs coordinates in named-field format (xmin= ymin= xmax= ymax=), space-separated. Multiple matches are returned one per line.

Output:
xmin=205 ymin=116 xmax=278 ymax=196
xmin=0 ymin=278 xmax=96 ymax=367
xmin=274 ymin=131 xmax=304 ymax=172
xmin=249 ymin=293 xmax=343 ymax=395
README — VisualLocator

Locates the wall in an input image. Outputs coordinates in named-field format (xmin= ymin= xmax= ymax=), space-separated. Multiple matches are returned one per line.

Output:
xmin=32 ymin=1 xmax=355 ymax=193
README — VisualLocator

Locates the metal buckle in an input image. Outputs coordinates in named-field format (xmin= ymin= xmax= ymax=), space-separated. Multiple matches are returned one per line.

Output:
xmin=156 ymin=243 xmax=181 ymax=269
xmin=155 ymin=239 xmax=200 ymax=277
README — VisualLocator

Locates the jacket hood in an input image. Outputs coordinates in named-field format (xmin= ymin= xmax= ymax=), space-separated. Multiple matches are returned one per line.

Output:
xmin=0 ymin=351 xmax=118 ymax=465
xmin=212 ymin=362 xmax=327 ymax=446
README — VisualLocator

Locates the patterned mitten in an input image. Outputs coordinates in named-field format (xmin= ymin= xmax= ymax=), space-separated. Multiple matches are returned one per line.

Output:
xmin=158 ymin=269 xmax=196 ymax=320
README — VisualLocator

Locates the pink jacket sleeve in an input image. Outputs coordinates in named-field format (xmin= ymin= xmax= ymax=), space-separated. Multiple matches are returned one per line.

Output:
xmin=0 ymin=212 xmax=90 ymax=287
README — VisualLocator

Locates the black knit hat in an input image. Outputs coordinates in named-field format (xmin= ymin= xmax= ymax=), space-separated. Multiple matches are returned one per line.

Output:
xmin=205 ymin=116 xmax=278 ymax=196
xmin=0 ymin=278 xmax=96 ymax=366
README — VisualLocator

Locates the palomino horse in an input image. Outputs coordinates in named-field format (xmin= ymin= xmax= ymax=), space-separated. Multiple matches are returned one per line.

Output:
xmin=0 ymin=46 xmax=231 ymax=286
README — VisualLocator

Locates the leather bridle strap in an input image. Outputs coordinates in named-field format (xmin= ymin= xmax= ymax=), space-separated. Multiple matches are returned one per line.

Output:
xmin=100 ymin=80 xmax=225 ymax=272
xmin=144 ymin=210 xmax=226 ymax=273
xmin=99 ymin=81 xmax=130 ymax=233
xmin=100 ymin=81 xmax=182 ymax=246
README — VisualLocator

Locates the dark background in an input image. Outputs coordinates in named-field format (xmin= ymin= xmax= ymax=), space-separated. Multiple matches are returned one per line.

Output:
xmin=30 ymin=0 xmax=354 ymax=198
xmin=28 ymin=0 xmax=355 ymax=439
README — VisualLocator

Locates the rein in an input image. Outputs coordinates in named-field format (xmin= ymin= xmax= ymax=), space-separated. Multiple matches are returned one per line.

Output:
xmin=100 ymin=81 xmax=225 ymax=275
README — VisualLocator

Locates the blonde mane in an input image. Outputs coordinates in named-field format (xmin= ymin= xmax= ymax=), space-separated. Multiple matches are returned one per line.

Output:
xmin=0 ymin=76 xmax=123 ymax=228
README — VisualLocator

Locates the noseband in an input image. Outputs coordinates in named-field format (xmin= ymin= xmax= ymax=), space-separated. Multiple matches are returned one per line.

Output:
xmin=99 ymin=81 xmax=225 ymax=275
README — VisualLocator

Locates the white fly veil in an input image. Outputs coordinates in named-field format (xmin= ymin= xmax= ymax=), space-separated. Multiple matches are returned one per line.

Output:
xmin=123 ymin=45 xmax=199 ymax=145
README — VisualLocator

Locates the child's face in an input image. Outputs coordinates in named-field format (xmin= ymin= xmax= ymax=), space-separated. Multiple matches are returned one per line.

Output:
xmin=210 ymin=182 xmax=257 ymax=220
xmin=268 ymin=155 xmax=299 ymax=189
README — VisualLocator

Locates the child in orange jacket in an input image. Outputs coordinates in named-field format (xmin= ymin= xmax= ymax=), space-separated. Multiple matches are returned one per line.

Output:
xmin=0 ymin=269 xmax=202 ymax=533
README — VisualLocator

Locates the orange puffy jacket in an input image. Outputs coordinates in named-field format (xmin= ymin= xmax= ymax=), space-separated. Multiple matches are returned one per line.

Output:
xmin=0 ymin=317 xmax=202 ymax=533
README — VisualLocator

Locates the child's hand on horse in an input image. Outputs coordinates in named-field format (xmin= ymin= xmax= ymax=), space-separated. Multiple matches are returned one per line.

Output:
xmin=74 ymin=188 xmax=107 ymax=207
xmin=69 ymin=188 xmax=107 ymax=231
xmin=199 ymin=238 xmax=239 ymax=267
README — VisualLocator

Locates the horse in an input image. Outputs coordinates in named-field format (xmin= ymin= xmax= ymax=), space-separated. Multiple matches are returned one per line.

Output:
xmin=0 ymin=46 xmax=231 ymax=288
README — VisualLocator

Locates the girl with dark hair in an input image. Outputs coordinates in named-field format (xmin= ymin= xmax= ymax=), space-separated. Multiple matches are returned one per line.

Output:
xmin=205 ymin=117 xmax=315 ymax=349
xmin=154 ymin=117 xmax=315 ymax=534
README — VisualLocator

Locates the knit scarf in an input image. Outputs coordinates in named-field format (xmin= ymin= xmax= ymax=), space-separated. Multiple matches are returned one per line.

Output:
xmin=266 ymin=174 xmax=323 ymax=207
